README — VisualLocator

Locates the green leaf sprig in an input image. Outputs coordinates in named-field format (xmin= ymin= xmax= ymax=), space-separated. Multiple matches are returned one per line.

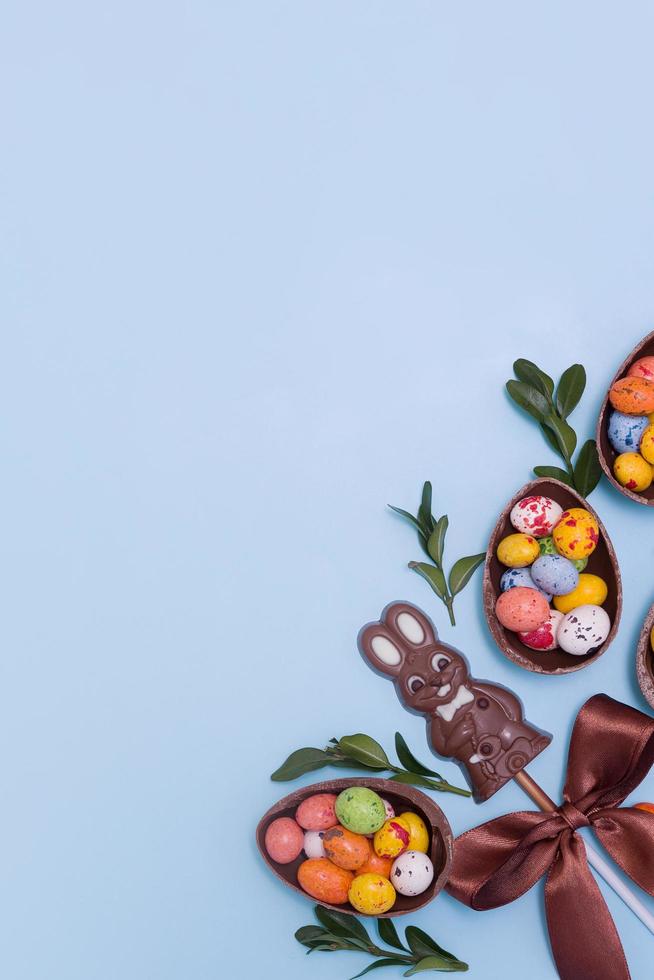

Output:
xmin=388 ymin=481 xmax=484 ymax=626
xmin=296 ymin=905 xmax=469 ymax=976
xmin=271 ymin=731 xmax=470 ymax=797
xmin=505 ymin=358 xmax=602 ymax=498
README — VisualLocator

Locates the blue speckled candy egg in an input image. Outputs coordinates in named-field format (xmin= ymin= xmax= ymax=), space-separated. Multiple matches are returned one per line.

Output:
xmin=607 ymin=410 xmax=649 ymax=454
xmin=500 ymin=567 xmax=552 ymax=602
xmin=530 ymin=554 xmax=579 ymax=596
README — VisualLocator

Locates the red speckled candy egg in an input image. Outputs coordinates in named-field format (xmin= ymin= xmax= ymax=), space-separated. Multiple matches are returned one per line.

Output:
xmin=627 ymin=356 xmax=654 ymax=382
xmin=264 ymin=817 xmax=304 ymax=864
xmin=495 ymin=587 xmax=549 ymax=632
xmin=518 ymin=609 xmax=564 ymax=651
xmin=296 ymin=793 xmax=338 ymax=831
xmin=510 ymin=495 xmax=563 ymax=537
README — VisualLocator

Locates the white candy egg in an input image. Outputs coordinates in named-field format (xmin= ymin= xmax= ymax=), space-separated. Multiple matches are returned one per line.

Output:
xmin=303 ymin=830 xmax=326 ymax=858
xmin=557 ymin=604 xmax=611 ymax=656
xmin=390 ymin=850 xmax=434 ymax=896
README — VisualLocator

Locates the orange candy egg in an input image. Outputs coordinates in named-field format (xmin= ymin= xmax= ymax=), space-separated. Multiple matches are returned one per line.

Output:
xmin=635 ymin=802 xmax=654 ymax=814
xmin=356 ymin=851 xmax=394 ymax=878
xmin=322 ymin=826 xmax=371 ymax=871
xmin=297 ymin=858 xmax=354 ymax=904
xmin=609 ymin=376 xmax=654 ymax=415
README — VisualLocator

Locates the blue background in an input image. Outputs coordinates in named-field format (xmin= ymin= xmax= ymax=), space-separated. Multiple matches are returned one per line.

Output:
xmin=3 ymin=2 xmax=654 ymax=978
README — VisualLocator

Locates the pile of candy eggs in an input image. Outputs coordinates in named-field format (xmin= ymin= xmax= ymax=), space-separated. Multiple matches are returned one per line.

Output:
xmin=607 ymin=356 xmax=654 ymax=492
xmin=494 ymin=495 xmax=611 ymax=655
xmin=263 ymin=786 xmax=435 ymax=914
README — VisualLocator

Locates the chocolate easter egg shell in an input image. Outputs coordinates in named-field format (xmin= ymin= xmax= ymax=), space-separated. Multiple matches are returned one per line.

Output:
xmin=256 ymin=777 xmax=453 ymax=917
xmin=597 ymin=331 xmax=654 ymax=504
xmin=483 ymin=478 xmax=621 ymax=674
xmin=636 ymin=602 xmax=654 ymax=711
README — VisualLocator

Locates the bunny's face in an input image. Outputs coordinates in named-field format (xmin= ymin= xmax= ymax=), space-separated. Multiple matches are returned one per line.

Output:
xmin=358 ymin=602 xmax=470 ymax=714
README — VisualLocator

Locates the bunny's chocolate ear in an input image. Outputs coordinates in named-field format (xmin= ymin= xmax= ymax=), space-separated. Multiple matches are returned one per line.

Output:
xmin=383 ymin=602 xmax=437 ymax=649
xmin=358 ymin=622 xmax=406 ymax=677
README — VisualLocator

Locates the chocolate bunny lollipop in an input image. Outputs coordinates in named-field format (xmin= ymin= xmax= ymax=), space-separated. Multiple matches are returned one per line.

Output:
xmin=359 ymin=601 xmax=551 ymax=801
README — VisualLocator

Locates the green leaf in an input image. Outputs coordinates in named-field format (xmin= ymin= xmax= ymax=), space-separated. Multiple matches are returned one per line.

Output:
xmin=506 ymin=380 xmax=551 ymax=422
xmin=574 ymin=439 xmax=602 ymax=498
xmin=448 ymin=554 xmax=485 ymax=596
xmin=532 ymin=466 xmax=575 ymax=487
xmin=377 ymin=917 xmax=409 ymax=952
xmin=403 ymin=956 xmax=468 ymax=975
xmin=404 ymin=928 xmax=458 ymax=962
xmin=513 ymin=359 xmax=555 ymax=400
xmin=394 ymin=732 xmax=442 ymax=778
xmin=539 ymin=422 xmax=564 ymax=457
xmin=350 ymin=960 xmax=409 ymax=979
xmin=337 ymin=735 xmax=391 ymax=771
xmin=390 ymin=772 xmax=444 ymax=790
xmin=388 ymin=506 xmax=428 ymax=543
xmin=408 ymin=562 xmax=447 ymax=601
xmin=315 ymin=906 xmax=373 ymax=945
xmin=418 ymin=482 xmax=434 ymax=535
xmin=427 ymin=516 xmax=448 ymax=566
xmin=556 ymin=364 xmax=586 ymax=419
xmin=295 ymin=925 xmax=330 ymax=945
xmin=544 ymin=414 xmax=577 ymax=462
xmin=271 ymin=747 xmax=332 ymax=781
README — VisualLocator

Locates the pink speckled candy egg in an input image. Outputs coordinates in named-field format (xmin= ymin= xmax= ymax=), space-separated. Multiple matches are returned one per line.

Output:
xmin=264 ymin=817 xmax=305 ymax=863
xmin=296 ymin=793 xmax=339 ymax=831
xmin=627 ymin=356 xmax=654 ymax=382
xmin=495 ymin=587 xmax=550 ymax=632
xmin=510 ymin=495 xmax=563 ymax=538
xmin=519 ymin=609 xmax=564 ymax=651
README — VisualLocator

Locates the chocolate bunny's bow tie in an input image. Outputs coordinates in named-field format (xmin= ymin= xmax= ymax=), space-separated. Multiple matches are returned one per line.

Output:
xmin=446 ymin=694 xmax=654 ymax=980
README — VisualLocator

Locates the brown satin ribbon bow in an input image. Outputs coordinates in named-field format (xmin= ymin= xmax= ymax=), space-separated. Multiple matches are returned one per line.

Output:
xmin=446 ymin=694 xmax=654 ymax=980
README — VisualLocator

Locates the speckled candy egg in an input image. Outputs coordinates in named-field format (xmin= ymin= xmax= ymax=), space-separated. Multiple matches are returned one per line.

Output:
xmin=495 ymin=587 xmax=549 ymax=632
xmin=391 ymin=851 xmax=435 ymax=897
xmin=264 ymin=817 xmax=304 ymax=864
xmin=335 ymin=787 xmax=387 ymax=835
xmin=627 ymin=356 xmax=654 ymax=381
xmin=609 ymin=376 xmax=654 ymax=414
xmin=510 ymin=495 xmax=563 ymax=537
xmin=640 ymin=424 xmax=654 ymax=464
xmin=553 ymin=574 xmax=608 ymax=614
xmin=348 ymin=873 xmax=396 ymax=914
xmin=613 ymin=452 xmax=653 ymax=492
xmin=364 ymin=798 xmax=395 ymax=838
xmin=518 ymin=609 xmax=564 ymax=651
xmin=552 ymin=509 xmax=599 ymax=559
xmin=373 ymin=817 xmax=411 ymax=859
xmin=297 ymin=858 xmax=354 ymax=904
xmin=539 ymin=534 xmax=586 ymax=569
xmin=530 ymin=554 xmax=579 ymax=596
xmin=356 ymin=851 xmax=393 ymax=877
xmin=497 ymin=533 xmax=540 ymax=568
xmin=398 ymin=812 xmax=430 ymax=854
xmin=303 ymin=830 xmax=326 ymax=859
xmin=500 ymin=567 xmax=552 ymax=601
xmin=322 ymin=826 xmax=371 ymax=871
xmin=557 ymin=605 xmax=611 ymax=656
xmin=296 ymin=793 xmax=338 ymax=831
xmin=607 ymin=410 xmax=649 ymax=454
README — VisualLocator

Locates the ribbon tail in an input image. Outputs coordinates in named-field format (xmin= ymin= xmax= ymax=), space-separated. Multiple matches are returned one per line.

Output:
xmin=544 ymin=832 xmax=631 ymax=980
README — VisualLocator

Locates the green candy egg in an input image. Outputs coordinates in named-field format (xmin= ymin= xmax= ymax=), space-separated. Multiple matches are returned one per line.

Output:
xmin=538 ymin=536 xmax=557 ymax=556
xmin=571 ymin=556 xmax=588 ymax=572
xmin=335 ymin=787 xmax=386 ymax=835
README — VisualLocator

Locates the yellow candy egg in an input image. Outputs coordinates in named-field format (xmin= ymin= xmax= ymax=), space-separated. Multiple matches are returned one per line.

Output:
xmin=641 ymin=424 xmax=654 ymax=464
xmin=373 ymin=817 xmax=411 ymax=859
xmin=552 ymin=508 xmax=599 ymax=560
xmin=348 ymin=873 xmax=396 ymax=914
xmin=553 ymin=574 xmax=608 ymax=614
xmin=613 ymin=453 xmax=653 ymax=492
xmin=398 ymin=812 xmax=429 ymax=854
xmin=496 ymin=533 xmax=540 ymax=568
